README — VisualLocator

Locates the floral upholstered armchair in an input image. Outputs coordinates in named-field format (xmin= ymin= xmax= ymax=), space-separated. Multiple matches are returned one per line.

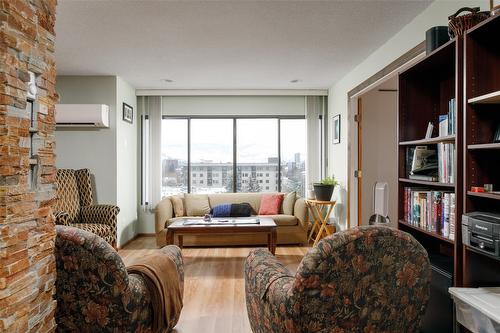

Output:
xmin=54 ymin=168 xmax=119 ymax=247
xmin=245 ymin=226 xmax=431 ymax=333
xmin=54 ymin=226 xmax=184 ymax=332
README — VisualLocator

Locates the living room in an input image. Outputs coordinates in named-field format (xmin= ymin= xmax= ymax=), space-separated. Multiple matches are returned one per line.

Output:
xmin=1 ymin=1 xmax=499 ymax=332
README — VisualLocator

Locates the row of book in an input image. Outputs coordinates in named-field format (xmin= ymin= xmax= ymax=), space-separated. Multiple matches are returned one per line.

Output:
xmin=439 ymin=98 xmax=456 ymax=136
xmin=407 ymin=143 xmax=455 ymax=183
xmin=403 ymin=187 xmax=455 ymax=240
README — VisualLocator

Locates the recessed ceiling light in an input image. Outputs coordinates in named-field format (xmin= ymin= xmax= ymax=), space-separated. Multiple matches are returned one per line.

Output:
xmin=163 ymin=79 xmax=174 ymax=83
xmin=290 ymin=79 xmax=302 ymax=83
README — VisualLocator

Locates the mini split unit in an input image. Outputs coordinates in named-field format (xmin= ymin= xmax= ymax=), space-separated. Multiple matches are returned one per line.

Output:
xmin=55 ymin=104 xmax=109 ymax=128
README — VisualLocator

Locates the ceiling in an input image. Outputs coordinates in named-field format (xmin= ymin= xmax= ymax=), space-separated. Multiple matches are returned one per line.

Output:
xmin=55 ymin=0 xmax=431 ymax=90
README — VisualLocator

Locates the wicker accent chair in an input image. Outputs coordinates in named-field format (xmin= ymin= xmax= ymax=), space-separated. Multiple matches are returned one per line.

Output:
xmin=245 ymin=226 xmax=432 ymax=333
xmin=54 ymin=226 xmax=184 ymax=332
xmin=54 ymin=168 xmax=119 ymax=247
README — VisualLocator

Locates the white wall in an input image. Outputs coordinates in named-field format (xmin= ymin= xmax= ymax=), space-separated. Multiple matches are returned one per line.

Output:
xmin=162 ymin=96 xmax=305 ymax=116
xmin=360 ymin=84 xmax=398 ymax=226
xmin=116 ymin=77 xmax=138 ymax=246
xmin=55 ymin=76 xmax=117 ymax=204
xmin=56 ymin=76 xmax=139 ymax=247
xmin=327 ymin=0 xmax=489 ymax=225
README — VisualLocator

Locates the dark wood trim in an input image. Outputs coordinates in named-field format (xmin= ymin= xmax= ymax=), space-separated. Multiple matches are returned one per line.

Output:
xmin=348 ymin=41 xmax=425 ymax=98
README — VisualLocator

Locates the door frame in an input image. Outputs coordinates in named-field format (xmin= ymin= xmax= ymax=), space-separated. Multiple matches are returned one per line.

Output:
xmin=346 ymin=43 xmax=425 ymax=227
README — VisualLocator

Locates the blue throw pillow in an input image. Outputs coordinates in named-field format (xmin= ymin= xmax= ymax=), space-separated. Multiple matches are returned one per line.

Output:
xmin=211 ymin=204 xmax=231 ymax=217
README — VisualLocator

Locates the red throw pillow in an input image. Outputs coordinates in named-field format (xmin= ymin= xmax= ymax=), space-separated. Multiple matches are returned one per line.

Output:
xmin=258 ymin=193 xmax=284 ymax=215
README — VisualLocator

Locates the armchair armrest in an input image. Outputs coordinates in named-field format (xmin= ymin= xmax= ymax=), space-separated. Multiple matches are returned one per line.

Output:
xmin=293 ymin=198 xmax=308 ymax=230
xmin=54 ymin=211 xmax=71 ymax=226
xmin=160 ymin=245 xmax=184 ymax=295
xmin=245 ymin=249 xmax=297 ymax=333
xmin=80 ymin=204 xmax=120 ymax=226
xmin=245 ymin=249 xmax=294 ymax=300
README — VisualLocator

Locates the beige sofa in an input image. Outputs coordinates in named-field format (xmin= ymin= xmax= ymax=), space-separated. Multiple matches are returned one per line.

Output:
xmin=155 ymin=192 xmax=308 ymax=247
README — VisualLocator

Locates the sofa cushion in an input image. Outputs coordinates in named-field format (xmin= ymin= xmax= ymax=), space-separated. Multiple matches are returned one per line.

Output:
xmin=259 ymin=193 xmax=284 ymax=215
xmin=171 ymin=195 xmax=185 ymax=217
xmin=260 ymin=215 xmax=298 ymax=227
xmin=282 ymin=191 xmax=296 ymax=215
xmin=185 ymin=194 xmax=211 ymax=216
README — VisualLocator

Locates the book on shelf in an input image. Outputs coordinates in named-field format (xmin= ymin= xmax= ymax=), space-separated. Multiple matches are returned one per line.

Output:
xmin=437 ymin=143 xmax=455 ymax=183
xmin=437 ymin=98 xmax=456 ymax=137
xmin=403 ymin=187 xmax=455 ymax=240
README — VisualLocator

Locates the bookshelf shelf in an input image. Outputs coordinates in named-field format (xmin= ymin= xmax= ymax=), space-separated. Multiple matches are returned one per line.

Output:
xmin=399 ymin=135 xmax=456 ymax=146
xmin=398 ymin=220 xmax=455 ymax=245
xmin=399 ymin=178 xmax=455 ymax=188
xmin=467 ymin=143 xmax=500 ymax=150
xmin=467 ymin=191 xmax=500 ymax=201
xmin=467 ymin=90 xmax=500 ymax=104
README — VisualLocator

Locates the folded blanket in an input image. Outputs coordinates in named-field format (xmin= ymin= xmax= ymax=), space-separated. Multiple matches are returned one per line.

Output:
xmin=126 ymin=253 xmax=183 ymax=332
xmin=211 ymin=203 xmax=253 ymax=217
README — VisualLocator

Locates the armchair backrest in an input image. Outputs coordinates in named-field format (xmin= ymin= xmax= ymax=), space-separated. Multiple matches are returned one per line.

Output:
xmin=55 ymin=168 xmax=94 ymax=223
xmin=292 ymin=226 xmax=431 ymax=332
xmin=54 ymin=225 xmax=131 ymax=329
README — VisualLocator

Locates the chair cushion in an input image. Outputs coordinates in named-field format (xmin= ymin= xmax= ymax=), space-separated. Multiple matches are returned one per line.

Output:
xmin=184 ymin=194 xmax=211 ymax=216
xmin=55 ymin=169 xmax=81 ymax=223
xmin=258 ymin=193 xmax=284 ymax=215
xmin=282 ymin=191 xmax=296 ymax=215
xmin=260 ymin=215 xmax=298 ymax=226
xmin=70 ymin=223 xmax=113 ymax=241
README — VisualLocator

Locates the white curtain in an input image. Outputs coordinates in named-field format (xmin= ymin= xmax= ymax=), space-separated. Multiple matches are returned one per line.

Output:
xmin=305 ymin=96 xmax=326 ymax=187
xmin=139 ymin=96 xmax=162 ymax=210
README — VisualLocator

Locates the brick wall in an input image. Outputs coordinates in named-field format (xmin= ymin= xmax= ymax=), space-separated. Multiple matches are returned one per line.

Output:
xmin=0 ymin=0 xmax=58 ymax=332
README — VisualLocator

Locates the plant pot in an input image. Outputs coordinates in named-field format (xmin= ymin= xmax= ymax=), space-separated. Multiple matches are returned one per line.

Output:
xmin=313 ymin=184 xmax=335 ymax=201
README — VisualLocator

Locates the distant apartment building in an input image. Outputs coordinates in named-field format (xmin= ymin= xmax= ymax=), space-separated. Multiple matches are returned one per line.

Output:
xmin=162 ymin=156 xmax=305 ymax=196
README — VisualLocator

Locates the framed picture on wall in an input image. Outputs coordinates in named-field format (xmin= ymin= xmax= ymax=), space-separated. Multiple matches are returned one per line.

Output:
xmin=333 ymin=114 xmax=340 ymax=144
xmin=123 ymin=103 xmax=133 ymax=124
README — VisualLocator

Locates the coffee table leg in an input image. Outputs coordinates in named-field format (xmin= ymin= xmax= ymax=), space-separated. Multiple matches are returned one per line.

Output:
xmin=178 ymin=235 xmax=183 ymax=249
xmin=166 ymin=229 xmax=174 ymax=246
xmin=269 ymin=228 xmax=277 ymax=255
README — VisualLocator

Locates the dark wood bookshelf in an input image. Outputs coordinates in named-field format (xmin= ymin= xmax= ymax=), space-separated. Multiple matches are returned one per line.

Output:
xmin=468 ymin=90 xmax=500 ymax=104
xmin=467 ymin=191 xmax=500 ymax=200
xmin=398 ymin=220 xmax=455 ymax=245
xmin=397 ymin=35 xmax=463 ymax=288
xmin=467 ymin=143 xmax=500 ymax=150
xmin=399 ymin=135 xmax=456 ymax=146
xmin=399 ymin=178 xmax=455 ymax=188
xmin=463 ymin=14 xmax=500 ymax=288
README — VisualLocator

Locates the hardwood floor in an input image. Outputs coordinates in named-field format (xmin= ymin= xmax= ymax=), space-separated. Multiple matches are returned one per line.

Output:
xmin=119 ymin=236 xmax=310 ymax=333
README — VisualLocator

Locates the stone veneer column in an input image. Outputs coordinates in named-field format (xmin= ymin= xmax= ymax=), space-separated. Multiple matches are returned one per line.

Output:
xmin=0 ymin=0 xmax=58 ymax=332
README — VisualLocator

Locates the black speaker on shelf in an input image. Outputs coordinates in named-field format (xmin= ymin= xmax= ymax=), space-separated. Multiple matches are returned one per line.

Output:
xmin=426 ymin=26 xmax=450 ymax=55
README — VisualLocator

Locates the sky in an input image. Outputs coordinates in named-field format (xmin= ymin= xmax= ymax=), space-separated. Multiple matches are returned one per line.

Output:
xmin=161 ymin=118 xmax=306 ymax=163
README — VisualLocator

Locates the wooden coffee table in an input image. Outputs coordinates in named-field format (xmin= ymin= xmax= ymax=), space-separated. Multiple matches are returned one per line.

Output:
xmin=166 ymin=217 xmax=278 ymax=254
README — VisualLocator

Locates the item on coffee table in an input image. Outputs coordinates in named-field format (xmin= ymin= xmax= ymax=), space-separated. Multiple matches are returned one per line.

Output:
xmin=203 ymin=214 xmax=212 ymax=222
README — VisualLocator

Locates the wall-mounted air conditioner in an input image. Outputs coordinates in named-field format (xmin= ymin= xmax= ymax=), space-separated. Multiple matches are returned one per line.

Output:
xmin=55 ymin=104 xmax=109 ymax=128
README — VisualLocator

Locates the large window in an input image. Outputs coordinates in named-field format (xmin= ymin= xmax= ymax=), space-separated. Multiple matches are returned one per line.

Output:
xmin=190 ymin=119 xmax=233 ymax=193
xmin=161 ymin=119 xmax=188 ymax=196
xmin=237 ymin=119 xmax=278 ymax=193
xmin=161 ymin=117 xmax=306 ymax=196
xmin=280 ymin=119 xmax=306 ymax=196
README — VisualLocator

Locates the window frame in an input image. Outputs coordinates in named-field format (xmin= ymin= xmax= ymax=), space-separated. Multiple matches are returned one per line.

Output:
xmin=161 ymin=115 xmax=305 ymax=194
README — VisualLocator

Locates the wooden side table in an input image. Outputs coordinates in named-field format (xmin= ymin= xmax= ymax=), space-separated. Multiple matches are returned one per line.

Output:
xmin=304 ymin=199 xmax=336 ymax=246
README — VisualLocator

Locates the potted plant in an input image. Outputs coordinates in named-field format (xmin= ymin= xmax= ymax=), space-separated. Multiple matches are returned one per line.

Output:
xmin=313 ymin=176 xmax=338 ymax=201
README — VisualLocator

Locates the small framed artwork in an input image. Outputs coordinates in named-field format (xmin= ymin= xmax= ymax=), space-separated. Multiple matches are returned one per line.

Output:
xmin=123 ymin=103 xmax=133 ymax=124
xmin=333 ymin=114 xmax=341 ymax=144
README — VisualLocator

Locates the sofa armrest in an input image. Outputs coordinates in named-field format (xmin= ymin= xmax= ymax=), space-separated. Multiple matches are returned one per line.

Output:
xmin=155 ymin=197 xmax=174 ymax=247
xmin=54 ymin=211 xmax=71 ymax=226
xmin=293 ymin=198 xmax=308 ymax=230
xmin=80 ymin=204 xmax=120 ymax=226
